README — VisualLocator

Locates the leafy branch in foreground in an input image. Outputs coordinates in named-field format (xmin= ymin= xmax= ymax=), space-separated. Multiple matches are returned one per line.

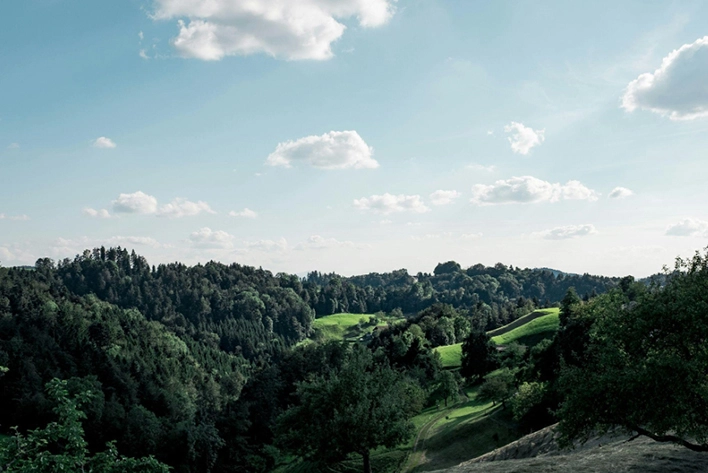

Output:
xmin=557 ymin=249 xmax=708 ymax=451
xmin=0 ymin=378 xmax=170 ymax=473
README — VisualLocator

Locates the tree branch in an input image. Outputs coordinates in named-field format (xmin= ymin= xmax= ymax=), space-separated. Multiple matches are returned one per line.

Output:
xmin=631 ymin=425 xmax=708 ymax=452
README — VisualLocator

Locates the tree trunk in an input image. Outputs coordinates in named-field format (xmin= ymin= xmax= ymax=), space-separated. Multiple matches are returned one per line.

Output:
xmin=362 ymin=450 xmax=372 ymax=473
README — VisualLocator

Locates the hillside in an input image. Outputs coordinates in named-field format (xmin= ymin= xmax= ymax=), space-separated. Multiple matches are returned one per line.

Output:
xmin=435 ymin=429 xmax=707 ymax=473
xmin=433 ymin=308 xmax=560 ymax=368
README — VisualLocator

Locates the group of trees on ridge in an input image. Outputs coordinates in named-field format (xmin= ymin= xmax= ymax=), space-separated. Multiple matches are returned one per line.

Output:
xmin=9 ymin=246 xmax=699 ymax=472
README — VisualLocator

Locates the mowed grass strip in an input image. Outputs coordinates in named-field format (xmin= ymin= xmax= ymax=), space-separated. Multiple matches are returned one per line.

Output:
xmin=434 ymin=308 xmax=561 ymax=368
xmin=489 ymin=311 xmax=559 ymax=346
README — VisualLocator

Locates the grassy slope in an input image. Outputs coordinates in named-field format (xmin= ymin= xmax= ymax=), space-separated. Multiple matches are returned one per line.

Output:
xmin=308 ymin=313 xmax=405 ymax=344
xmin=434 ymin=308 xmax=561 ymax=368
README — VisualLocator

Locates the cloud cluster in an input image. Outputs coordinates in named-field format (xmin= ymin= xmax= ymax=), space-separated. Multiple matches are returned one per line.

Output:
xmin=152 ymin=0 xmax=396 ymax=61
xmin=470 ymin=176 xmax=598 ymax=205
xmin=189 ymin=227 xmax=235 ymax=249
xmin=294 ymin=235 xmax=356 ymax=250
xmin=93 ymin=137 xmax=117 ymax=149
xmin=83 ymin=208 xmax=111 ymax=219
xmin=666 ymin=218 xmax=708 ymax=237
xmin=608 ymin=187 xmax=634 ymax=199
xmin=533 ymin=224 xmax=597 ymax=240
xmin=0 ymin=214 xmax=30 ymax=221
xmin=157 ymin=198 xmax=216 ymax=218
xmin=229 ymin=208 xmax=258 ymax=218
xmin=266 ymin=130 xmax=378 ymax=170
xmin=430 ymin=190 xmax=461 ymax=206
xmin=108 ymin=191 xmax=215 ymax=218
xmin=354 ymin=193 xmax=430 ymax=214
xmin=504 ymin=122 xmax=545 ymax=155
xmin=622 ymin=36 xmax=708 ymax=120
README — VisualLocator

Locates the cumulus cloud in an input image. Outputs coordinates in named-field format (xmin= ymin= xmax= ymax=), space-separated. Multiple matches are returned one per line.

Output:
xmin=246 ymin=237 xmax=289 ymax=252
xmin=666 ymin=218 xmax=708 ymax=237
xmin=622 ymin=36 xmax=708 ymax=120
xmin=152 ymin=0 xmax=396 ymax=61
xmin=354 ymin=193 xmax=430 ymax=214
xmin=189 ymin=227 xmax=235 ymax=249
xmin=460 ymin=232 xmax=483 ymax=240
xmin=0 ymin=214 xmax=30 ymax=221
xmin=266 ymin=130 xmax=378 ymax=170
xmin=112 ymin=191 xmax=159 ymax=214
xmin=608 ymin=187 xmax=634 ymax=199
xmin=7 ymin=143 xmax=19 ymax=149
xmin=157 ymin=198 xmax=216 ymax=218
xmin=93 ymin=137 xmax=117 ymax=149
xmin=229 ymin=208 xmax=258 ymax=218
xmin=470 ymin=176 xmax=599 ymax=205
xmin=533 ymin=224 xmax=598 ymax=240
xmin=108 ymin=236 xmax=163 ymax=248
xmin=430 ymin=190 xmax=461 ymax=206
xmin=83 ymin=208 xmax=111 ymax=219
xmin=295 ymin=235 xmax=355 ymax=250
xmin=504 ymin=122 xmax=545 ymax=155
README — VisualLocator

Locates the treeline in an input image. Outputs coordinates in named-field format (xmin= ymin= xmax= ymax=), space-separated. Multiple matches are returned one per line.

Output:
xmin=307 ymin=260 xmax=618 ymax=329
xmin=0 ymin=248 xmax=620 ymax=472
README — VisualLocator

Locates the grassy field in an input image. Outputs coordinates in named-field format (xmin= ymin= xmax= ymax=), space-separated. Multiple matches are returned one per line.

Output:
xmin=489 ymin=309 xmax=559 ymax=346
xmin=402 ymin=382 xmax=520 ymax=472
xmin=435 ymin=343 xmax=463 ymax=368
xmin=434 ymin=308 xmax=560 ymax=368
xmin=308 ymin=312 xmax=404 ymax=344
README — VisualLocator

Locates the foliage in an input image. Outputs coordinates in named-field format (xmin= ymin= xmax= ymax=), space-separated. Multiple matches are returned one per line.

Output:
xmin=478 ymin=369 xmax=516 ymax=408
xmin=460 ymin=330 xmax=497 ymax=382
xmin=276 ymin=345 xmax=422 ymax=473
xmin=557 ymin=250 xmax=708 ymax=451
xmin=0 ymin=379 xmax=169 ymax=473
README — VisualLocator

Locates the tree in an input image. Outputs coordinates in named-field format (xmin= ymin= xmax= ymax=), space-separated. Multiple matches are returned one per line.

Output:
xmin=479 ymin=369 xmax=516 ymax=408
xmin=0 ymin=379 xmax=169 ymax=473
xmin=557 ymin=250 xmax=708 ymax=451
xmin=434 ymin=370 xmax=459 ymax=407
xmin=276 ymin=346 xmax=421 ymax=473
xmin=559 ymin=287 xmax=581 ymax=326
xmin=460 ymin=330 xmax=497 ymax=382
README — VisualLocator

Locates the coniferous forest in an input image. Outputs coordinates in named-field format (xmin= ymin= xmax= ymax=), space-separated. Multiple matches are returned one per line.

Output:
xmin=4 ymin=247 xmax=708 ymax=472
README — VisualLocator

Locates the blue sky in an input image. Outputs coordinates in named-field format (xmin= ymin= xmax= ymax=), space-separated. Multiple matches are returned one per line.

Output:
xmin=2 ymin=0 xmax=708 ymax=277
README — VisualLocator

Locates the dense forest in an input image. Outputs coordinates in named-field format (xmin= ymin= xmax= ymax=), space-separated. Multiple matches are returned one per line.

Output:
xmin=0 ymin=247 xmax=648 ymax=472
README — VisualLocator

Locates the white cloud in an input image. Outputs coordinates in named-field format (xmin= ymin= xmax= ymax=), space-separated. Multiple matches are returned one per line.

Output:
xmin=152 ymin=0 xmax=396 ymax=61
xmin=504 ymin=122 xmax=545 ymax=155
xmin=112 ymin=191 xmax=159 ymax=214
xmin=0 ymin=214 xmax=30 ymax=221
xmin=0 ymin=247 xmax=13 ymax=262
xmin=138 ymin=31 xmax=144 ymax=41
xmin=189 ymin=227 xmax=235 ymax=249
xmin=83 ymin=208 xmax=111 ymax=219
xmin=139 ymin=49 xmax=150 ymax=59
xmin=354 ymin=193 xmax=430 ymax=214
xmin=622 ymin=36 xmax=708 ymax=120
xmin=246 ymin=237 xmax=289 ymax=252
xmin=157 ymin=198 xmax=215 ymax=218
xmin=93 ymin=137 xmax=117 ymax=149
xmin=266 ymin=130 xmax=378 ymax=170
xmin=430 ymin=190 xmax=461 ymax=206
xmin=108 ymin=236 xmax=163 ymax=248
xmin=229 ymin=208 xmax=258 ymax=218
xmin=666 ymin=218 xmax=708 ymax=237
xmin=466 ymin=163 xmax=495 ymax=172
xmin=295 ymin=235 xmax=355 ymax=250
xmin=470 ymin=176 xmax=599 ymax=205
xmin=533 ymin=224 xmax=598 ymax=240
xmin=7 ymin=143 xmax=19 ymax=149
xmin=608 ymin=187 xmax=634 ymax=199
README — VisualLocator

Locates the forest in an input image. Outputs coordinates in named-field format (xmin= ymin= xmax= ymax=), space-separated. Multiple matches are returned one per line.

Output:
xmin=2 ymin=247 xmax=706 ymax=472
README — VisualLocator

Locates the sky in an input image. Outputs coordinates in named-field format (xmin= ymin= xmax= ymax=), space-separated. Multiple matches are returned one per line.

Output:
xmin=2 ymin=0 xmax=708 ymax=278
